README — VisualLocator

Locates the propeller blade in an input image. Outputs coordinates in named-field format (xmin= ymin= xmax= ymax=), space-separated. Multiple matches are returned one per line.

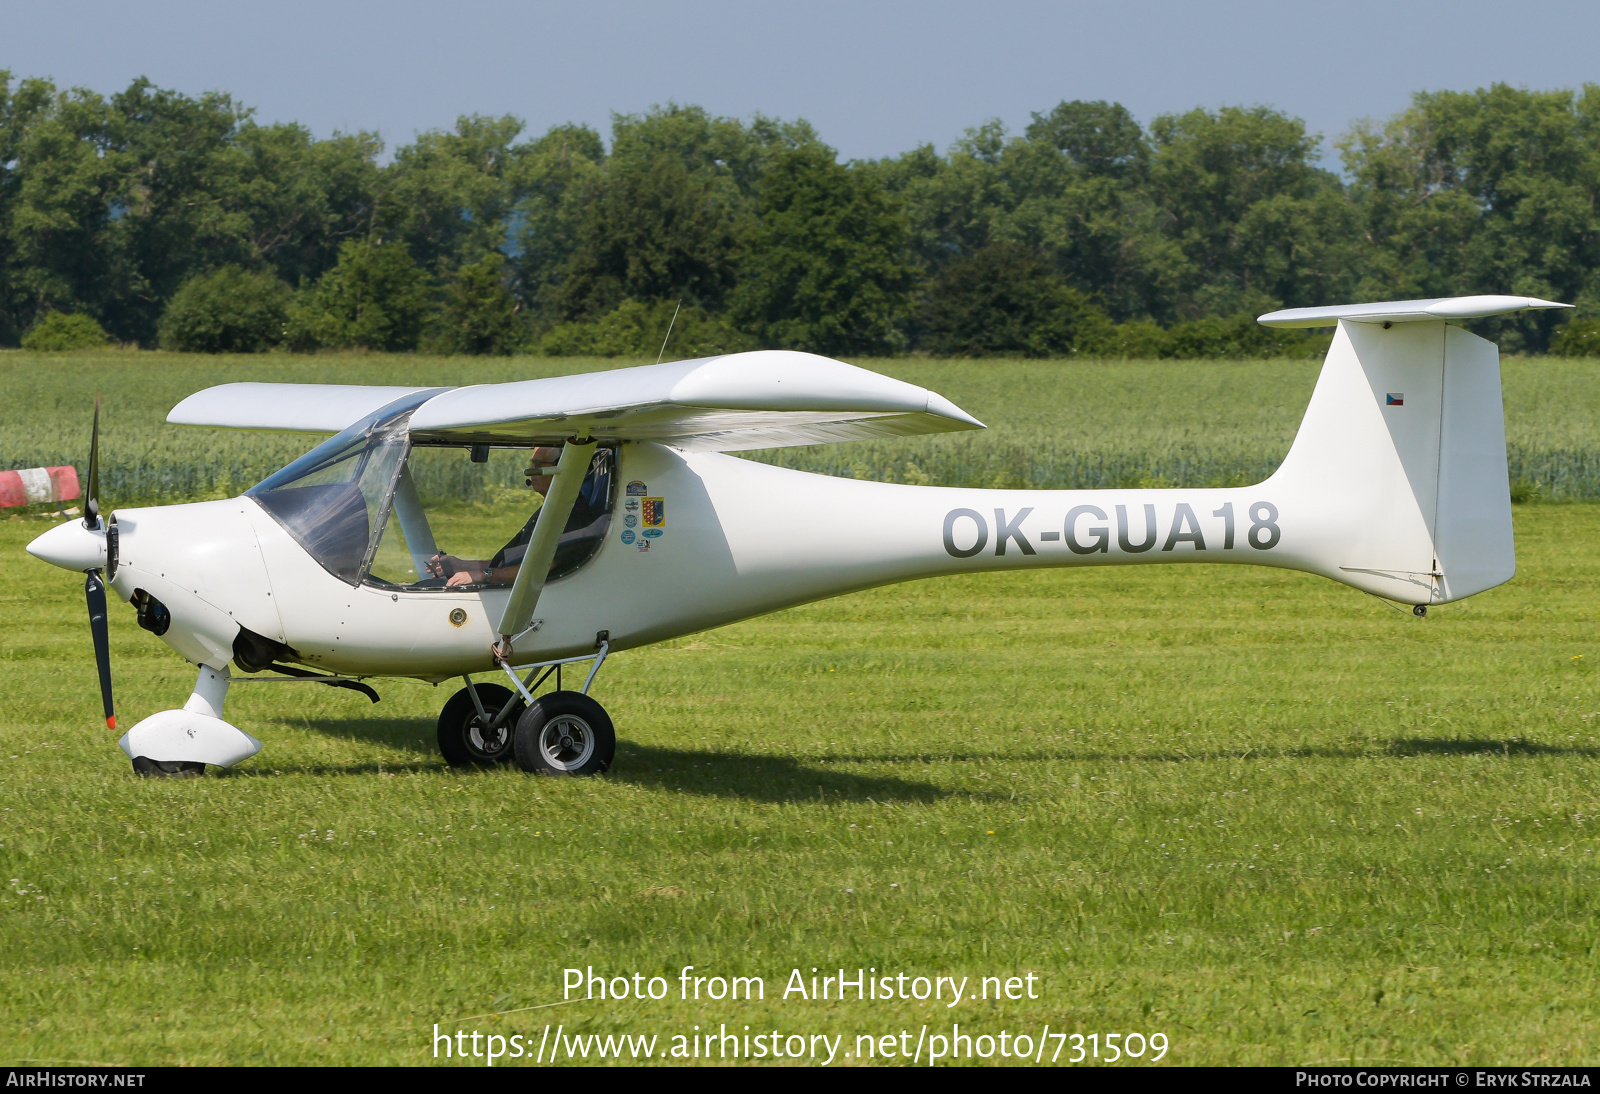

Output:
xmin=86 ymin=570 xmax=115 ymax=730
xmin=84 ymin=395 xmax=101 ymax=528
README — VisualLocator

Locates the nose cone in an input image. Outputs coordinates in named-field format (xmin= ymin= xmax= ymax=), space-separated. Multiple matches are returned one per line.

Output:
xmin=26 ymin=519 xmax=107 ymax=572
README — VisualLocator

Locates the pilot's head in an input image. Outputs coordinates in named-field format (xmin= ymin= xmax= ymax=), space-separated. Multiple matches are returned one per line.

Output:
xmin=526 ymin=446 xmax=564 ymax=495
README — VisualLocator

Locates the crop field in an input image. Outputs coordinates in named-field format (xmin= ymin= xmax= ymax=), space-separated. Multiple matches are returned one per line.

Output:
xmin=1 ymin=352 xmax=1599 ymax=1066
xmin=7 ymin=350 xmax=1600 ymax=499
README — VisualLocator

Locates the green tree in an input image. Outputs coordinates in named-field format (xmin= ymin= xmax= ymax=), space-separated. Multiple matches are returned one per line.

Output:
xmin=542 ymin=105 xmax=816 ymax=322
xmin=1148 ymin=105 xmax=1356 ymax=317
xmin=1025 ymin=100 xmax=1148 ymax=179
xmin=508 ymin=123 xmax=605 ymax=325
xmin=382 ymin=115 xmax=525 ymax=278
xmin=1551 ymin=318 xmax=1600 ymax=356
xmin=286 ymin=240 xmax=429 ymax=351
xmin=733 ymin=143 xmax=913 ymax=354
xmin=20 ymin=311 xmax=110 ymax=350
xmin=536 ymin=298 xmax=753 ymax=358
xmin=158 ymin=265 xmax=292 ymax=352
xmin=426 ymin=252 xmax=525 ymax=355
xmin=1010 ymin=104 xmax=1183 ymax=321
xmin=919 ymin=243 xmax=1106 ymax=356
xmin=1 ymin=76 xmax=122 ymax=340
xmin=1341 ymin=83 xmax=1600 ymax=349
xmin=0 ymin=74 xmax=382 ymax=346
xmin=559 ymin=151 xmax=746 ymax=318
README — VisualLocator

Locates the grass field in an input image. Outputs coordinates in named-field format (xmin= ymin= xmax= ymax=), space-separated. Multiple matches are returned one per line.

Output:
xmin=2 ymin=352 xmax=1599 ymax=1066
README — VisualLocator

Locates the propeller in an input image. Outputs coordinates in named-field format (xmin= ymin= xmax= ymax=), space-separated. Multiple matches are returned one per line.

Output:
xmin=84 ymin=396 xmax=100 ymax=529
xmin=87 ymin=570 xmax=115 ymax=729
xmin=83 ymin=396 xmax=114 ymax=729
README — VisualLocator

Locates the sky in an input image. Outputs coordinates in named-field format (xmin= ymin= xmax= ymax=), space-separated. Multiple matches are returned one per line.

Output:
xmin=3 ymin=0 xmax=1598 ymax=169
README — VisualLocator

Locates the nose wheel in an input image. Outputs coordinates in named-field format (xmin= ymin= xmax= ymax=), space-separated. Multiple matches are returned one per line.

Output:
xmin=437 ymin=683 xmax=523 ymax=767
xmin=513 ymin=691 xmax=615 ymax=776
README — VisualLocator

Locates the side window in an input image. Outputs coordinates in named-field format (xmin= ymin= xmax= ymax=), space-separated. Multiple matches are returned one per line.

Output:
xmin=363 ymin=445 xmax=615 ymax=590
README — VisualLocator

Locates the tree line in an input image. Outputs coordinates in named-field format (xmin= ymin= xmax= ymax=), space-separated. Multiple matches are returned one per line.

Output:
xmin=3 ymin=73 xmax=1599 ymax=357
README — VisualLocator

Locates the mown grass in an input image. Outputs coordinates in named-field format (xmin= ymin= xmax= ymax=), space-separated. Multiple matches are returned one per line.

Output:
xmin=2 ymin=500 xmax=1599 ymax=1065
xmin=5 ymin=349 xmax=1600 ymax=499
xmin=3 ymin=350 xmax=1599 ymax=1065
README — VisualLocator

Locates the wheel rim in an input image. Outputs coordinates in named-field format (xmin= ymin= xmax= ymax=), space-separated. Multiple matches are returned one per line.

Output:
xmin=539 ymin=714 xmax=595 ymax=771
xmin=466 ymin=716 xmax=511 ymax=760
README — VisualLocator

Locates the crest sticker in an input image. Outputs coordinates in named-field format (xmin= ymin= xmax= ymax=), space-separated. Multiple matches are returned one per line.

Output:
xmin=642 ymin=498 xmax=665 ymax=527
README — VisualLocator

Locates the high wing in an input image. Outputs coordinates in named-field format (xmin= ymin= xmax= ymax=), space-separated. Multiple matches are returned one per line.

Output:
xmin=168 ymin=351 xmax=985 ymax=450
xmin=168 ymin=384 xmax=431 ymax=432
xmin=408 ymin=351 xmax=984 ymax=450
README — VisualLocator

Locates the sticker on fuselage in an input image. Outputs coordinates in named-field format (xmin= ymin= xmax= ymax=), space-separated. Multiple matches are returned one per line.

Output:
xmin=642 ymin=498 xmax=665 ymax=528
xmin=624 ymin=513 xmax=638 ymax=527
xmin=620 ymin=529 xmax=636 ymax=545
xmin=626 ymin=480 xmax=648 ymax=496
xmin=643 ymin=527 xmax=663 ymax=539
xmin=636 ymin=538 xmax=651 ymax=552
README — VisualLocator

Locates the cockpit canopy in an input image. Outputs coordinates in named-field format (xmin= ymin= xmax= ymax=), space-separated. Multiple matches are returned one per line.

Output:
xmin=248 ymin=392 xmax=615 ymax=588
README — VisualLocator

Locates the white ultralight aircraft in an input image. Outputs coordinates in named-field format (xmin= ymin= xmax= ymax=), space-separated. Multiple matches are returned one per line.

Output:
xmin=25 ymin=294 xmax=1570 ymax=777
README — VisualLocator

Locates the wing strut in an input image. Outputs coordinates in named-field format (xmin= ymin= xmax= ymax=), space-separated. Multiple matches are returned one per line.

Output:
xmin=493 ymin=438 xmax=596 ymax=660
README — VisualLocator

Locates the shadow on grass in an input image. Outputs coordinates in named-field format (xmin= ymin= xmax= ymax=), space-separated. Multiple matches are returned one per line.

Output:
xmin=797 ymin=737 xmax=1600 ymax=765
xmin=263 ymin=715 xmax=438 ymax=757
xmin=609 ymin=742 xmax=948 ymax=803
xmin=1383 ymin=736 xmax=1600 ymax=758
xmin=244 ymin=719 xmax=949 ymax=802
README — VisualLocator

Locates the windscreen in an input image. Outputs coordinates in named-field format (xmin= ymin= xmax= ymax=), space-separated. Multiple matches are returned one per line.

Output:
xmin=247 ymin=389 xmax=445 ymax=584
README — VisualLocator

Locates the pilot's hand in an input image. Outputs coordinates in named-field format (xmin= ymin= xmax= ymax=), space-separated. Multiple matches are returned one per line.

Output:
xmin=444 ymin=570 xmax=478 ymax=587
xmin=425 ymin=553 xmax=460 ymax=578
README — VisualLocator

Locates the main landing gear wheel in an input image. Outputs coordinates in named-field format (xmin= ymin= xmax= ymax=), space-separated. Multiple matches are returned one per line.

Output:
xmin=131 ymin=756 xmax=206 ymax=778
xmin=437 ymin=683 xmax=523 ymax=768
xmin=513 ymin=691 xmax=615 ymax=776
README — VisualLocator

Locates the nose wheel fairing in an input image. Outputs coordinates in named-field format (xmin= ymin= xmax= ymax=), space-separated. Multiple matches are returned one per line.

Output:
xmin=118 ymin=665 xmax=262 ymax=773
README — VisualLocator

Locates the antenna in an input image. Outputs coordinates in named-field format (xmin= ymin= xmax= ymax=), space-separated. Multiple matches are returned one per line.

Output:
xmin=656 ymin=300 xmax=682 ymax=365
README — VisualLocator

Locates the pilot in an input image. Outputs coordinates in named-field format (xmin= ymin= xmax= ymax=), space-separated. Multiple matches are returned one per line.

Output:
xmin=425 ymin=446 xmax=562 ymax=587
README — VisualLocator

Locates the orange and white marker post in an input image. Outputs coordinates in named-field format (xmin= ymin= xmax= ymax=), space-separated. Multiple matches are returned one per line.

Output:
xmin=0 ymin=466 xmax=81 ymax=510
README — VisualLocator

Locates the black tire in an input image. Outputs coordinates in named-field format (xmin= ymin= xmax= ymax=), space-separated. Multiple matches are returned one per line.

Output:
xmin=131 ymin=756 xmax=205 ymax=778
xmin=437 ymin=683 xmax=523 ymax=768
xmin=513 ymin=691 xmax=615 ymax=776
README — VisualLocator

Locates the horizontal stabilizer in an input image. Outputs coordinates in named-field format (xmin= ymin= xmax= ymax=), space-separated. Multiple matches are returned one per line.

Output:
xmin=168 ymin=384 xmax=431 ymax=433
xmin=1259 ymin=295 xmax=1571 ymax=328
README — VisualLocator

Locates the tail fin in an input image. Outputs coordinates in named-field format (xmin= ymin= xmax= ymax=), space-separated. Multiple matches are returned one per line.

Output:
xmin=1259 ymin=296 xmax=1571 ymax=605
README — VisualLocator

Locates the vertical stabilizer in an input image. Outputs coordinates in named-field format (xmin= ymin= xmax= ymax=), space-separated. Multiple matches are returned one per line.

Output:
xmin=1265 ymin=313 xmax=1517 ymax=604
